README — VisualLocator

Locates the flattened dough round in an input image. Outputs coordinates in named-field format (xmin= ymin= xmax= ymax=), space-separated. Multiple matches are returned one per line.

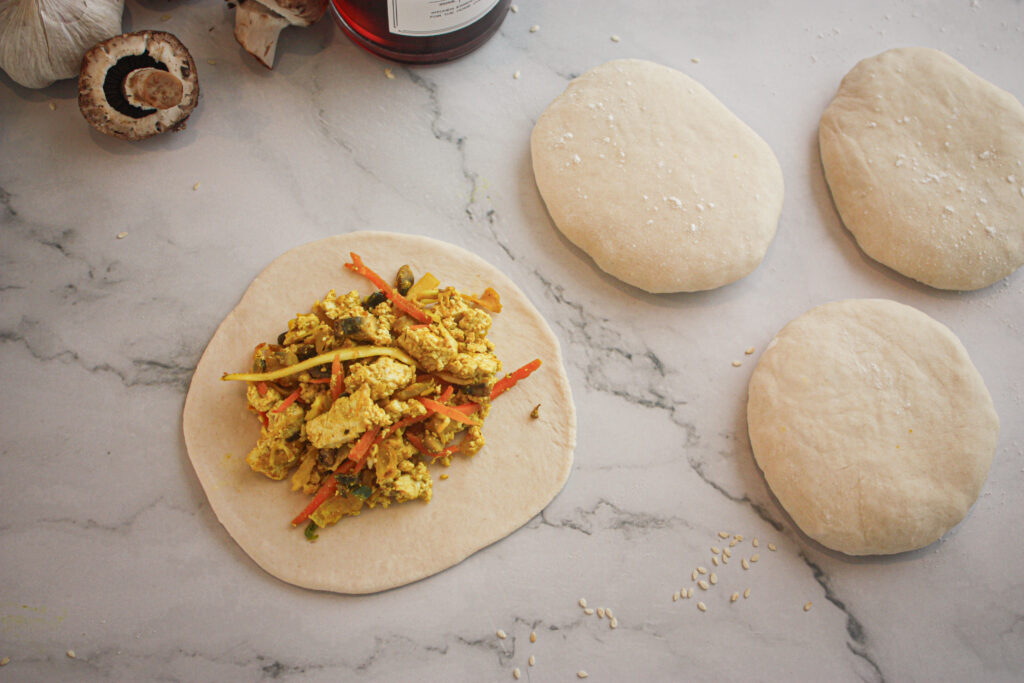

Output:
xmin=183 ymin=232 xmax=576 ymax=593
xmin=531 ymin=59 xmax=784 ymax=293
xmin=820 ymin=47 xmax=1024 ymax=290
xmin=747 ymin=299 xmax=998 ymax=555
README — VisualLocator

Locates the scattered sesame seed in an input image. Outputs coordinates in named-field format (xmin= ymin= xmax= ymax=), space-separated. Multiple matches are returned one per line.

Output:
xmin=745 ymin=347 xmax=755 ymax=355
xmin=768 ymin=543 xmax=777 ymax=551
xmin=712 ymin=556 xmax=720 ymax=567
xmin=722 ymin=548 xmax=731 ymax=558
xmin=673 ymin=591 xmax=680 ymax=602
xmin=721 ymin=555 xmax=729 ymax=565
xmin=687 ymin=588 xmax=694 ymax=598
xmin=742 ymin=558 xmax=750 ymax=570
xmin=752 ymin=538 xmax=759 ymax=548
xmin=610 ymin=617 xmax=618 ymax=629
xmin=509 ymin=3 xmax=518 ymax=11
xmin=160 ymin=14 xmax=171 ymax=21
xmin=440 ymin=473 xmax=449 ymax=480
xmin=730 ymin=592 xmax=739 ymax=602
xmin=48 ymin=101 xmax=56 ymax=111
xmin=734 ymin=534 xmax=744 ymax=541
xmin=116 ymin=231 xmax=128 ymax=239
xmin=605 ymin=608 xmax=614 ymax=619
xmin=193 ymin=182 xmax=200 ymax=191
xmin=729 ymin=539 xmax=739 ymax=547
xmin=529 ymin=24 xmax=539 ymax=33
xmin=513 ymin=667 xmax=521 ymax=679
xmin=691 ymin=569 xmax=698 ymax=581
xmin=597 ymin=608 xmax=605 ymax=619
xmin=530 ymin=631 xmax=536 ymax=643
xmin=711 ymin=546 xmax=721 ymax=554
xmin=804 ymin=602 xmax=813 ymax=612
xmin=709 ymin=573 xmax=718 ymax=585
xmin=579 ymin=598 xmax=587 ymax=608
xmin=697 ymin=566 xmax=707 ymax=575
xmin=584 ymin=608 xmax=594 ymax=615
xmin=513 ymin=70 xmax=521 ymax=79
xmin=529 ymin=655 xmax=535 ymax=666
xmin=497 ymin=629 xmax=507 ymax=639
xmin=743 ymin=588 xmax=751 ymax=599
xmin=66 ymin=650 xmax=76 ymax=659
xmin=0 ymin=657 xmax=9 ymax=666
xmin=732 ymin=360 xmax=742 ymax=367
xmin=698 ymin=580 xmax=709 ymax=591
xmin=751 ymin=554 xmax=760 ymax=563
xmin=697 ymin=601 xmax=707 ymax=612
xmin=384 ymin=67 xmax=395 ymax=79
xmin=207 ymin=59 xmax=217 ymax=65
xmin=578 ymin=671 xmax=589 ymax=679
xmin=691 ymin=57 xmax=700 ymax=63
xmin=610 ymin=35 xmax=621 ymax=42
xmin=718 ymin=531 xmax=730 ymax=538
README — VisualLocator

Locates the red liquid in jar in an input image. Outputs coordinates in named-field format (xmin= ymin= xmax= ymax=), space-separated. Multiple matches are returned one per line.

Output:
xmin=331 ymin=0 xmax=511 ymax=64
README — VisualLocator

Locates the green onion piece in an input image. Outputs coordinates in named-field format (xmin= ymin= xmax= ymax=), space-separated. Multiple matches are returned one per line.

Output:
xmin=304 ymin=521 xmax=319 ymax=541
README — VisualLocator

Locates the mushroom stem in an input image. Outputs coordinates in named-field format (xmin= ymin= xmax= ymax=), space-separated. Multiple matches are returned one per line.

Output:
xmin=123 ymin=67 xmax=184 ymax=110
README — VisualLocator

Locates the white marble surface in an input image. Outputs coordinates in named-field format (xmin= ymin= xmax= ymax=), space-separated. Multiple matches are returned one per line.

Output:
xmin=2 ymin=1 xmax=1023 ymax=680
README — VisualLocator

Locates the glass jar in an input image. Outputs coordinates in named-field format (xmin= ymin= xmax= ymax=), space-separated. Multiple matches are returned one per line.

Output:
xmin=331 ymin=0 xmax=512 ymax=64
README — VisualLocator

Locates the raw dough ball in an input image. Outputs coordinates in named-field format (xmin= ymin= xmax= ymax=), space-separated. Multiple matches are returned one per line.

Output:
xmin=531 ymin=59 xmax=784 ymax=293
xmin=819 ymin=47 xmax=1024 ymax=290
xmin=747 ymin=299 xmax=998 ymax=556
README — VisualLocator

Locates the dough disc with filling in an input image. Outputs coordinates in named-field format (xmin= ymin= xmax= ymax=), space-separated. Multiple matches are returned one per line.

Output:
xmin=183 ymin=232 xmax=576 ymax=593
xmin=820 ymin=47 xmax=1024 ymax=290
xmin=747 ymin=299 xmax=998 ymax=556
xmin=531 ymin=59 xmax=784 ymax=293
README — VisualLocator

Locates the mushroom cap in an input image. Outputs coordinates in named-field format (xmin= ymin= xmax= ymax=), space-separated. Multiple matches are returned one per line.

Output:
xmin=78 ymin=30 xmax=199 ymax=141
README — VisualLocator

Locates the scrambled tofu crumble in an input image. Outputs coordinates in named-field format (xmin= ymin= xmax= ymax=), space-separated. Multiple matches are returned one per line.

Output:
xmin=223 ymin=254 xmax=540 ymax=534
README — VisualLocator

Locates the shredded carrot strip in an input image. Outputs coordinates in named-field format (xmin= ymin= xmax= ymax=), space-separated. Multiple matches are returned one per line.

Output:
xmin=331 ymin=354 xmax=344 ymax=399
xmin=406 ymin=432 xmax=462 ymax=459
xmin=272 ymin=388 xmax=302 ymax=413
xmin=344 ymin=253 xmax=430 ymax=323
xmin=348 ymin=426 xmax=380 ymax=463
xmin=490 ymin=359 xmax=542 ymax=400
xmin=308 ymin=378 xmax=331 ymax=384
xmin=418 ymin=397 xmax=480 ymax=426
xmin=258 ymin=411 xmax=269 ymax=429
xmin=438 ymin=384 xmax=454 ymax=404
xmin=452 ymin=402 xmax=482 ymax=416
xmin=291 ymin=476 xmax=338 ymax=526
xmin=256 ymin=381 xmax=268 ymax=397
xmin=377 ymin=414 xmax=430 ymax=445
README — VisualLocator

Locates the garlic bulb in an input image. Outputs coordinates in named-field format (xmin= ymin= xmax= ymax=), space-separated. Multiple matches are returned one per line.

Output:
xmin=0 ymin=0 xmax=124 ymax=88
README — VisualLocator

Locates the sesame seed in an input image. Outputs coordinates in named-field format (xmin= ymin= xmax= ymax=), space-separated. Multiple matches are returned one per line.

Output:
xmin=513 ymin=70 xmax=521 ymax=79
xmin=721 ymin=555 xmax=729 ymax=564
xmin=0 ymin=657 xmax=9 ymax=666
xmin=530 ymin=631 xmax=536 ymax=643
xmin=513 ymin=667 xmax=521 ymax=679
xmin=496 ymin=629 xmax=507 ymax=639
xmin=732 ymin=360 xmax=742 ymax=367
xmin=207 ymin=59 xmax=217 ymax=65
xmin=529 ymin=24 xmax=539 ymax=32
xmin=743 ymin=588 xmax=751 ymax=599
xmin=510 ymin=3 xmax=518 ymax=11
xmin=691 ymin=57 xmax=700 ymax=64
xmin=804 ymin=602 xmax=813 ymax=612
xmin=697 ymin=601 xmax=707 ymax=612
xmin=584 ymin=608 xmax=594 ymax=615
xmin=712 ymin=556 xmax=719 ymax=567
xmin=729 ymin=539 xmax=739 ymax=547
xmin=691 ymin=569 xmax=698 ymax=581
xmin=116 ymin=232 xmax=128 ymax=239
xmin=193 ymin=182 xmax=200 ymax=191
xmin=734 ymin=534 xmax=744 ymax=541
xmin=610 ymin=617 xmax=618 ymax=629
xmin=697 ymin=566 xmax=707 ymax=575
xmin=709 ymin=573 xmax=718 ymax=585
xmin=723 ymin=548 xmax=731 ymax=558
xmin=578 ymin=671 xmax=589 ymax=679
xmin=698 ymin=580 xmax=709 ymax=591
xmin=579 ymin=598 xmax=587 ymax=608
xmin=730 ymin=592 xmax=739 ymax=602
xmin=742 ymin=558 xmax=750 ymax=570
xmin=48 ymin=101 xmax=56 ymax=111
xmin=673 ymin=591 xmax=680 ymax=602
xmin=597 ymin=608 xmax=605 ymax=619
xmin=605 ymin=608 xmax=614 ymax=619
xmin=768 ymin=543 xmax=777 ymax=552
xmin=752 ymin=538 xmax=759 ymax=548
xmin=711 ymin=546 xmax=721 ymax=554
xmin=67 ymin=650 xmax=76 ymax=659
xmin=718 ymin=531 xmax=730 ymax=538
xmin=529 ymin=655 xmax=535 ymax=666
xmin=160 ymin=13 xmax=171 ymax=21
xmin=610 ymin=34 xmax=621 ymax=42
xmin=384 ymin=67 xmax=395 ymax=79
xmin=745 ymin=347 xmax=755 ymax=355
xmin=687 ymin=588 xmax=694 ymax=598
xmin=751 ymin=554 xmax=760 ymax=563
xmin=440 ymin=473 xmax=449 ymax=480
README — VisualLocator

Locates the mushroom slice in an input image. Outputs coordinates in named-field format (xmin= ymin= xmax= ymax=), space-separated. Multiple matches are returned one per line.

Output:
xmin=233 ymin=0 xmax=327 ymax=69
xmin=78 ymin=31 xmax=199 ymax=140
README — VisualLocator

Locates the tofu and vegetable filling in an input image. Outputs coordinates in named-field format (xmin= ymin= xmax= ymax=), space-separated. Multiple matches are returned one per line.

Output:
xmin=183 ymin=233 xmax=576 ymax=593
xmin=224 ymin=253 xmax=539 ymax=534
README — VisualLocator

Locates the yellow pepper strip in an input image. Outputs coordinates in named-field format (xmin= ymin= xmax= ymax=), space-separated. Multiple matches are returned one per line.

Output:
xmin=222 ymin=346 xmax=416 ymax=382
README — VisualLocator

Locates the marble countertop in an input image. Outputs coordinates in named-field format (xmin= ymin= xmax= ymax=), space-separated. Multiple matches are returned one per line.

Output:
xmin=2 ymin=1 xmax=1023 ymax=680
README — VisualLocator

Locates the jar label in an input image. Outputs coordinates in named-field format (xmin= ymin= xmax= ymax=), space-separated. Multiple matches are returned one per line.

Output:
xmin=388 ymin=0 xmax=501 ymax=36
